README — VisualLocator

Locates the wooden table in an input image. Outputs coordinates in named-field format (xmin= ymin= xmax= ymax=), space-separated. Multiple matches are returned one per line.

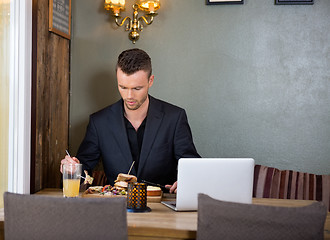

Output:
xmin=1 ymin=188 xmax=329 ymax=240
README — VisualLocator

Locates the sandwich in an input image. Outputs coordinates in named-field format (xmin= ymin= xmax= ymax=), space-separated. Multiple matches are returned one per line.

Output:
xmin=85 ymin=186 xmax=103 ymax=194
xmin=113 ymin=173 xmax=137 ymax=191
xmin=85 ymin=173 xmax=138 ymax=196
xmin=147 ymin=186 xmax=162 ymax=196
xmin=101 ymin=173 xmax=137 ymax=195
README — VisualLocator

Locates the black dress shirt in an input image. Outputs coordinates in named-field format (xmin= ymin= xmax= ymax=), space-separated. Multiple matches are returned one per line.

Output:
xmin=124 ymin=117 xmax=147 ymax=172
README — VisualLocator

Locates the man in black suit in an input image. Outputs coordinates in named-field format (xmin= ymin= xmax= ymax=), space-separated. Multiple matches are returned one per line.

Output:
xmin=61 ymin=48 xmax=200 ymax=193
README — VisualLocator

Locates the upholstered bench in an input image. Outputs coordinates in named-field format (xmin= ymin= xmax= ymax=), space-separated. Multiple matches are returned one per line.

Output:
xmin=253 ymin=164 xmax=330 ymax=211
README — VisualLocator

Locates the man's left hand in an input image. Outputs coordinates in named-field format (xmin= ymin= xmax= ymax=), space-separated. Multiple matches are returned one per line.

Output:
xmin=165 ymin=181 xmax=177 ymax=194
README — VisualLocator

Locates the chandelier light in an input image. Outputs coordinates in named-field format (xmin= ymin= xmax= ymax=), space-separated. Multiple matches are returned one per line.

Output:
xmin=104 ymin=0 xmax=161 ymax=43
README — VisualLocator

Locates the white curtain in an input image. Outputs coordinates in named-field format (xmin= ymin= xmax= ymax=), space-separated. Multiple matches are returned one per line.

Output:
xmin=5 ymin=0 xmax=32 ymax=197
xmin=0 ymin=0 xmax=10 ymax=208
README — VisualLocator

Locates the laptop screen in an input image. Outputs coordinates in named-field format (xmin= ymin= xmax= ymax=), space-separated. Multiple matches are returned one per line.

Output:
xmin=172 ymin=158 xmax=255 ymax=211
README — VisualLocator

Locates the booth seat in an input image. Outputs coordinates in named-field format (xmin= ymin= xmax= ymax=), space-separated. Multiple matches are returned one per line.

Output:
xmin=253 ymin=164 xmax=330 ymax=211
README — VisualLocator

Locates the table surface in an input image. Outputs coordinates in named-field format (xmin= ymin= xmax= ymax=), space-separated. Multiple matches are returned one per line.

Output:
xmin=1 ymin=188 xmax=330 ymax=240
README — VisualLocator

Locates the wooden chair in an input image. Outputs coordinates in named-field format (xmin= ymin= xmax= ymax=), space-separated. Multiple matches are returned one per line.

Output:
xmin=197 ymin=193 xmax=327 ymax=240
xmin=91 ymin=170 xmax=108 ymax=186
xmin=4 ymin=192 xmax=128 ymax=240
xmin=253 ymin=164 xmax=330 ymax=211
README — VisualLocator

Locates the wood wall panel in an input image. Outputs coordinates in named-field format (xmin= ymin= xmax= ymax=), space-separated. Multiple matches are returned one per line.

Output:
xmin=31 ymin=0 xmax=70 ymax=192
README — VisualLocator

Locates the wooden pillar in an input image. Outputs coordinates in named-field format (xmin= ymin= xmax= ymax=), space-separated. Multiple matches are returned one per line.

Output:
xmin=31 ymin=0 xmax=70 ymax=192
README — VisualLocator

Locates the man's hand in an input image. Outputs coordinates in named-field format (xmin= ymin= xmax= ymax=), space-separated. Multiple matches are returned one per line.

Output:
xmin=60 ymin=155 xmax=80 ymax=173
xmin=165 ymin=181 xmax=177 ymax=194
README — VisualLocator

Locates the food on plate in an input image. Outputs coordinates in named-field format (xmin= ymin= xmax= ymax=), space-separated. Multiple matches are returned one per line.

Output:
xmin=113 ymin=173 xmax=137 ymax=191
xmin=102 ymin=185 xmax=111 ymax=193
xmin=147 ymin=186 xmax=162 ymax=196
xmin=101 ymin=184 xmax=127 ymax=196
xmin=111 ymin=173 xmax=137 ymax=194
xmin=83 ymin=170 xmax=94 ymax=185
xmin=114 ymin=181 xmax=128 ymax=189
xmin=85 ymin=186 xmax=103 ymax=194
xmin=84 ymin=173 xmax=137 ymax=196
xmin=115 ymin=173 xmax=137 ymax=183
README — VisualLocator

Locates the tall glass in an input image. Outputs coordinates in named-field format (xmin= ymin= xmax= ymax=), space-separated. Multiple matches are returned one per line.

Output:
xmin=62 ymin=164 xmax=82 ymax=197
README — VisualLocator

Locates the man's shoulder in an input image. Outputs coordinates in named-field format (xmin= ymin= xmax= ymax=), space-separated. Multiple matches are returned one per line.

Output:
xmin=90 ymin=99 xmax=122 ymax=119
xmin=150 ymin=95 xmax=185 ymax=113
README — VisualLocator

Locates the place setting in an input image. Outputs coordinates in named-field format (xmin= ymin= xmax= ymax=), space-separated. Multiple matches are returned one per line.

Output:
xmin=62 ymin=159 xmax=163 ymax=213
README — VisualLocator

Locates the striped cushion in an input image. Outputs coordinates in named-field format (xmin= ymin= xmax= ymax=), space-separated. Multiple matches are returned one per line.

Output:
xmin=253 ymin=165 xmax=330 ymax=211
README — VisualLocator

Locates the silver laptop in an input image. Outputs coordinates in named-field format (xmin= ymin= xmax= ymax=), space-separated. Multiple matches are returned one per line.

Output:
xmin=161 ymin=158 xmax=255 ymax=211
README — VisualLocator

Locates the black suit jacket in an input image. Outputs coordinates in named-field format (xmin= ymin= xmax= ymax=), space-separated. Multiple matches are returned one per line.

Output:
xmin=77 ymin=95 xmax=200 ymax=186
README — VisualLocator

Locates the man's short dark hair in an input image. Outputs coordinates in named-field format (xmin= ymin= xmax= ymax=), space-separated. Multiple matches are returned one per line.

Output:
xmin=116 ymin=48 xmax=152 ymax=78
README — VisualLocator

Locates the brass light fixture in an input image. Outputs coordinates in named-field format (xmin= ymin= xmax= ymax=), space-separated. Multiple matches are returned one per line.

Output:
xmin=104 ymin=0 xmax=160 ymax=44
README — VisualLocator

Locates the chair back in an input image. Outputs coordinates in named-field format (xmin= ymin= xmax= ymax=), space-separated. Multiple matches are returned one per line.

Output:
xmin=253 ymin=165 xmax=330 ymax=211
xmin=4 ymin=192 xmax=128 ymax=240
xmin=92 ymin=170 xmax=108 ymax=186
xmin=197 ymin=193 xmax=327 ymax=240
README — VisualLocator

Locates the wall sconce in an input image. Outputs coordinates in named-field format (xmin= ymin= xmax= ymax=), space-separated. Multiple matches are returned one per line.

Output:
xmin=104 ymin=0 xmax=160 ymax=44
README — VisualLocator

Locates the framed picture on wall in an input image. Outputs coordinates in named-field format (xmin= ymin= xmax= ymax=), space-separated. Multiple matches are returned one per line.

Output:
xmin=206 ymin=0 xmax=244 ymax=5
xmin=275 ymin=0 xmax=313 ymax=4
xmin=49 ymin=0 xmax=71 ymax=39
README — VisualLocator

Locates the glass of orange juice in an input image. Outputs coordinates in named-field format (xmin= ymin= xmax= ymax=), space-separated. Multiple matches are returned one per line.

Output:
xmin=62 ymin=164 xmax=82 ymax=197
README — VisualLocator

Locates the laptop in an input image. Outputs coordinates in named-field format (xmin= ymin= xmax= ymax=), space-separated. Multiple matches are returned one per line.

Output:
xmin=161 ymin=158 xmax=255 ymax=211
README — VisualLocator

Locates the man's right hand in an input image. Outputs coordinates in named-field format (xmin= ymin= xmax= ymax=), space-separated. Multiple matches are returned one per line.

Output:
xmin=60 ymin=155 xmax=80 ymax=173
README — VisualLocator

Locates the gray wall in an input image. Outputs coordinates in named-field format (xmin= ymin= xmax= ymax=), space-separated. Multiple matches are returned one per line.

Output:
xmin=70 ymin=0 xmax=330 ymax=174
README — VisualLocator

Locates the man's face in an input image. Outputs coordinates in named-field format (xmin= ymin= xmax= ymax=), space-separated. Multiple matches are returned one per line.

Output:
xmin=117 ymin=68 xmax=154 ymax=111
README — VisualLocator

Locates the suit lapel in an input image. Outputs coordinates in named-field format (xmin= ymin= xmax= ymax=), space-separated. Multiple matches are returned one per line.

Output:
xmin=138 ymin=96 xmax=163 ymax=177
xmin=108 ymin=100 xmax=136 ymax=175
